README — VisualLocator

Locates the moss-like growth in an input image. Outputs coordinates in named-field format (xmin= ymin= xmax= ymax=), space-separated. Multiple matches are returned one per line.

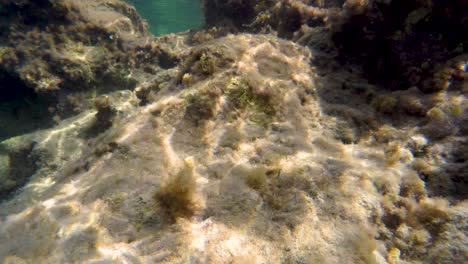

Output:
xmin=184 ymin=87 xmax=221 ymax=126
xmin=412 ymin=158 xmax=433 ymax=175
xmin=374 ymin=125 xmax=403 ymax=143
xmin=82 ymin=95 xmax=116 ymax=138
xmin=409 ymin=228 xmax=431 ymax=245
xmin=335 ymin=121 xmax=357 ymax=144
xmin=450 ymin=103 xmax=463 ymax=117
xmin=371 ymin=95 xmax=398 ymax=114
xmin=94 ymin=96 xmax=116 ymax=129
xmin=430 ymin=67 xmax=455 ymax=91
xmin=233 ymin=163 xmax=312 ymax=223
xmin=0 ymin=140 xmax=38 ymax=200
xmin=200 ymin=52 xmax=216 ymax=75
xmin=422 ymin=107 xmax=456 ymax=139
xmin=384 ymin=144 xmax=405 ymax=166
xmin=218 ymin=128 xmax=242 ymax=149
xmin=3 ymin=255 xmax=28 ymax=264
xmin=226 ymin=76 xmax=279 ymax=126
xmin=0 ymin=0 xmax=144 ymax=132
xmin=226 ymin=77 xmax=254 ymax=107
xmin=0 ymin=47 xmax=18 ymax=69
xmin=426 ymin=107 xmax=447 ymax=120
xmin=410 ymin=199 xmax=450 ymax=230
xmin=104 ymin=192 xmax=127 ymax=212
xmin=181 ymin=73 xmax=196 ymax=87
xmin=135 ymin=81 xmax=163 ymax=106
xmin=243 ymin=166 xmax=268 ymax=190
xmin=400 ymin=172 xmax=427 ymax=200
xmin=154 ymin=158 xmax=199 ymax=221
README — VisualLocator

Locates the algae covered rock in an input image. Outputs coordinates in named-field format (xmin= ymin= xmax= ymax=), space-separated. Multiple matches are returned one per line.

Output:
xmin=0 ymin=0 xmax=149 ymax=139
xmin=0 ymin=138 xmax=37 ymax=200
xmin=204 ymin=0 xmax=467 ymax=94
xmin=0 ymin=0 xmax=466 ymax=263
xmin=0 ymin=0 xmax=147 ymax=93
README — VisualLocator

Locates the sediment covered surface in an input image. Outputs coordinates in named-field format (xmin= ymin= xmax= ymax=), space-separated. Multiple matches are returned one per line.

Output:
xmin=0 ymin=0 xmax=466 ymax=263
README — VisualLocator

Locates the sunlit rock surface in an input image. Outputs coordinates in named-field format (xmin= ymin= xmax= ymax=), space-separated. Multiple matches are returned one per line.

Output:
xmin=0 ymin=0 xmax=466 ymax=263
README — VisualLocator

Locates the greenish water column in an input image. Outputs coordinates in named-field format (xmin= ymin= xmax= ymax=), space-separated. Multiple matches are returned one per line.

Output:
xmin=126 ymin=0 xmax=204 ymax=36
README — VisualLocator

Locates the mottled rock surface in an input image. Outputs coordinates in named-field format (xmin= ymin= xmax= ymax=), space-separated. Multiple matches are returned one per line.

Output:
xmin=0 ymin=0 xmax=466 ymax=263
xmin=0 ymin=0 xmax=183 ymax=139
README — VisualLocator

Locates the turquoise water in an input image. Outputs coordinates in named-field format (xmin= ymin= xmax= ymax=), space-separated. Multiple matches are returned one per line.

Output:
xmin=126 ymin=0 xmax=204 ymax=36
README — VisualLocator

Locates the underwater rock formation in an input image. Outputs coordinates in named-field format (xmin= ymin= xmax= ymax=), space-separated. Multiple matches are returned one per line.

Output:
xmin=0 ymin=0 xmax=147 ymax=95
xmin=204 ymin=0 xmax=468 ymax=92
xmin=0 ymin=0 xmax=466 ymax=263
xmin=0 ymin=0 xmax=179 ymax=139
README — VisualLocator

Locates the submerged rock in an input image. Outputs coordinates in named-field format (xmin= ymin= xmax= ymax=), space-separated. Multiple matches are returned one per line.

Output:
xmin=204 ymin=0 xmax=467 ymax=92
xmin=0 ymin=139 xmax=37 ymax=200
xmin=0 ymin=0 xmax=180 ymax=139
xmin=0 ymin=0 xmax=466 ymax=263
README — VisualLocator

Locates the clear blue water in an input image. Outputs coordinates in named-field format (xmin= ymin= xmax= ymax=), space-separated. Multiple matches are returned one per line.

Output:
xmin=126 ymin=0 xmax=204 ymax=36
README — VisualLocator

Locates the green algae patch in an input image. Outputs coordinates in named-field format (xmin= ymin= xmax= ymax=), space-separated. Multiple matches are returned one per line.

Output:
xmin=226 ymin=76 xmax=279 ymax=126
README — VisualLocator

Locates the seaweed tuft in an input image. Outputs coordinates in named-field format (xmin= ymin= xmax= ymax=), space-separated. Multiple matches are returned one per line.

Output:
xmin=154 ymin=157 xmax=199 ymax=221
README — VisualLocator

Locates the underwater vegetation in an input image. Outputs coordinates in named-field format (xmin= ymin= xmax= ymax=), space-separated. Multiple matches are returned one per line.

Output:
xmin=0 ymin=0 xmax=148 ymax=138
xmin=204 ymin=0 xmax=468 ymax=92
xmin=154 ymin=157 xmax=199 ymax=221
xmin=0 ymin=0 xmax=466 ymax=263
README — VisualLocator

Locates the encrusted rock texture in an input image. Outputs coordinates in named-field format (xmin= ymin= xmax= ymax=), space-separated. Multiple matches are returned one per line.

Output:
xmin=0 ymin=0 xmax=181 ymax=139
xmin=0 ymin=0 xmax=466 ymax=263
xmin=204 ymin=0 xmax=467 ymax=92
